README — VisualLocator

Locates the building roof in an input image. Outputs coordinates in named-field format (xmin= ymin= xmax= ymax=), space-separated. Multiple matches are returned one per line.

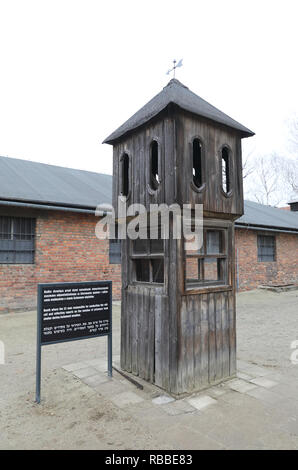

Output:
xmin=237 ymin=200 xmax=298 ymax=232
xmin=103 ymin=79 xmax=254 ymax=144
xmin=0 ymin=156 xmax=297 ymax=233
xmin=0 ymin=155 xmax=112 ymax=212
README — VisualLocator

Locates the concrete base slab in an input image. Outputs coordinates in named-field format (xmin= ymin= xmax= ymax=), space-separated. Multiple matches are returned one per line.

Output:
xmin=187 ymin=395 xmax=217 ymax=411
xmin=227 ymin=379 xmax=258 ymax=393
xmin=250 ymin=377 xmax=278 ymax=388
xmin=72 ymin=367 xmax=98 ymax=379
xmin=152 ymin=395 xmax=175 ymax=405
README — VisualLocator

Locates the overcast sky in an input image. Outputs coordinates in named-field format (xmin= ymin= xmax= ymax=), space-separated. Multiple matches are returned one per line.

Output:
xmin=0 ymin=0 xmax=297 ymax=176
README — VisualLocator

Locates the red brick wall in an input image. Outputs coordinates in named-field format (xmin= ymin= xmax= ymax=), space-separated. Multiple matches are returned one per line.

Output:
xmin=1 ymin=210 xmax=297 ymax=313
xmin=235 ymin=228 xmax=298 ymax=291
xmin=0 ymin=210 xmax=121 ymax=313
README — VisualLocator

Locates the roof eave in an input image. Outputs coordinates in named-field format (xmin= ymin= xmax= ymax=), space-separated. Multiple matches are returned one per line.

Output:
xmin=103 ymin=103 xmax=255 ymax=145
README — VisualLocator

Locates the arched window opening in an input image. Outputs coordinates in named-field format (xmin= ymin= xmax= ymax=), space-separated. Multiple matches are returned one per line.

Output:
xmin=221 ymin=147 xmax=231 ymax=194
xmin=192 ymin=138 xmax=203 ymax=188
xmin=150 ymin=140 xmax=159 ymax=190
xmin=121 ymin=153 xmax=129 ymax=197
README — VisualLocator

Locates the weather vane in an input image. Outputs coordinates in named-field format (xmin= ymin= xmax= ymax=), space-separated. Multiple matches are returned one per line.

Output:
xmin=166 ymin=59 xmax=183 ymax=78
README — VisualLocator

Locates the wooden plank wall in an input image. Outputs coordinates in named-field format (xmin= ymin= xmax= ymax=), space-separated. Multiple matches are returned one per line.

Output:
xmin=177 ymin=290 xmax=235 ymax=393
xmin=121 ymin=285 xmax=170 ymax=388
xmin=176 ymin=110 xmax=243 ymax=217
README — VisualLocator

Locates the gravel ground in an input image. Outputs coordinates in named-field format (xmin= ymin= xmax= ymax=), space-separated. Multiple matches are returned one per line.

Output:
xmin=236 ymin=289 xmax=298 ymax=369
xmin=0 ymin=304 xmax=162 ymax=450
xmin=0 ymin=289 xmax=298 ymax=449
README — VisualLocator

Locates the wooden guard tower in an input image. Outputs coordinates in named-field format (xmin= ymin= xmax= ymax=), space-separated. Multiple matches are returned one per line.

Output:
xmin=103 ymin=79 xmax=254 ymax=395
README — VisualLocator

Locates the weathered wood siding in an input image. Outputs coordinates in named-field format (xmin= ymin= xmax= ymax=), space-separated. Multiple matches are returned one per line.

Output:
xmin=115 ymin=106 xmax=242 ymax=395
xmin=176 ymin=110 xmax=243 ymax=217
xmin=113 ymin=107 xmax=244 ymax=220
xmin=177 ymin=290 xmax=235 ymax=393
xmin=120 ymin=286 xmax=170 ymax=388
xmin=112 ymin=115 xmax=176 ymax=217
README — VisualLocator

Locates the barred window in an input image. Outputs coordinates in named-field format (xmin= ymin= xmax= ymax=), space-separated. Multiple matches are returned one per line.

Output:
xmin=257 ymin=235 xmax=276 ymax=262
xmin=0 ymin=216 xmax=35 ymax=264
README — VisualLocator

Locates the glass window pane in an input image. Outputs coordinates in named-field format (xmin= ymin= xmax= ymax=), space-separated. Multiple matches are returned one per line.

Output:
xmin=151 ymin=259 xmax=164 ymax=283
xmin=133 ymin=238 xmax=148 ymax=254
xmin=204 ymin=258 xmax=221 ymax=281
xmin=206 ymin=230 xmax=222 ymax=254
xmin=150 ymin=238 xmax=163 ymax=254
xmin=135 ymin=259 xmax=150 ymax=282
xmin=186 ymin=258 xmax=203 ymax=283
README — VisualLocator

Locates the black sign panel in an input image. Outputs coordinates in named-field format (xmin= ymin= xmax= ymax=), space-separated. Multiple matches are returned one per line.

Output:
xmin=38 ymin=281 xmax=112 ymax=345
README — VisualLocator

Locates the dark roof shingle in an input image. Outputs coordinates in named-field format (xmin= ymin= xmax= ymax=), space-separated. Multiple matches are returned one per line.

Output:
xmin=103 ymin=79 xmax=254 ymax=144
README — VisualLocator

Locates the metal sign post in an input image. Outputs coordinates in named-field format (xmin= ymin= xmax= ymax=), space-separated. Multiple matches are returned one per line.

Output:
xmin=36 ymin=280 xmax=112 ymax=404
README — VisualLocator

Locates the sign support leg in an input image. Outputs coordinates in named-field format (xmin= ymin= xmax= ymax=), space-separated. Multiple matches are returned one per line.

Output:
xmin=108 ymin=282 xmax=112 ymax=377
xmin=108 ymin=333 xmax=112 ymax=377
xmin=36 ymin=342 xmax=41 ymax=404
xmin=36 ymin=285 xmax=42 ymax=403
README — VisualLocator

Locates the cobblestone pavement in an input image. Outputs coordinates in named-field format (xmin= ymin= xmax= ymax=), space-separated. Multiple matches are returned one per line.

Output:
xmin=1 ymin=289 xmax=298 ymax=449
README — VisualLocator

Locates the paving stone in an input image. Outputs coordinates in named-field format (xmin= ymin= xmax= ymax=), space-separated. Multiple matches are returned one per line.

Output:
xmin=187 ymin=395 xmax=217 ymax=411
xmin=152 ymin=395 xmax=175 ymax=405
xmin=237 ymin=371 xmax=253 ymax=381
xmin=85 ymin=358 xmax=107 ymax=367
xmin=208 ymin=386 xmax=228 ymax=398
xmin=93 ymin=363 xmax=108 ymax=372
xmin=250 ymin=377 xmax=278 ymax=388
xmin=72 ymin=366 xmax=99 ymax=379
xmin=62 ymin=361 xmax=88 ymax=372
xmin=245 ymin=387 xmax=282 ymax=404
xmin=110 ymin=391 xmax=144 ymax=408
xmin=82 ymin=373 xmax=110 ymax=387
xmin=93 ymin=378 xmax=127 ymax=396
xmin=162 ymin=400 xmax=196 ymax=416
xmin=227 ymin=378 xmax=258 ymax=393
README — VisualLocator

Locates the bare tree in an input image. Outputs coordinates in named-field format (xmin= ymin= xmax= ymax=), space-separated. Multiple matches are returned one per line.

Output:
xmin=244 ymin=153 xmax=295 ymax=206
xmin=278 ymin=156 xmax=298 ymax=196
xmin=242 ymin=149 xmax=256 ymax=179
xmin=288 ymin=114 xmax=298 ymax=152
xmin=253 ymin=155 xmax=281 ymax=205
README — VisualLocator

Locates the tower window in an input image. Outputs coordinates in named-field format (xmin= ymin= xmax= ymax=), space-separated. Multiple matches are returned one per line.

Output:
xmin=131 ymin=226 xmax=164 ymax=284
xmin=185 ymin=227 xmax=228 ymax=288
xmin=192 ymin=138 xmax=203 ymax=188
xmin=150 ymin=140 xmax=159 ymax=190
xmin=120 ymin=153 xmax=129 ymax=197
xmin=221 ymin=147 xmax=231 ymax=194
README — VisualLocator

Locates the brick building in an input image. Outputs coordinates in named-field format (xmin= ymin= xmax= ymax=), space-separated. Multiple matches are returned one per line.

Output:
xmin=0 ymin=156 xmax=120 ymax=313
xmin=235 ymin=200 xmax=298 ymax=290
xmin=0 ymin=156 xmax=297 ymax=313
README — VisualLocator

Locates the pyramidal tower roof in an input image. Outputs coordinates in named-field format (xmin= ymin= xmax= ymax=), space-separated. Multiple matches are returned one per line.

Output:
xmin=103 ymin=79 xmax=254 ymax=144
